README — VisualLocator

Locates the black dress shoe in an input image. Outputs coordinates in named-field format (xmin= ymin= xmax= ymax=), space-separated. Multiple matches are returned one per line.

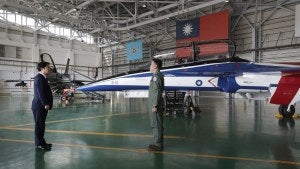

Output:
xmin=45 ymin=143 xmax=52 ymax=147
xmin=36 ymin=145 xmax=51 ymax=151
xmin=148 ymin=144 xmax=163 ymax=151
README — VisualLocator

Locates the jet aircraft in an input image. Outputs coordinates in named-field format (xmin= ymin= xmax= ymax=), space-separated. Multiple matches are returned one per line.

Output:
xmin=40 ymin=53 xmax=87 ymax=94
xmin=5 ymin=53 xmax=74 ymax=93
xmin=77 ymin=55 xmax=300 ymax=117
xmin=41 ymin=53 xmax=104 ymax=101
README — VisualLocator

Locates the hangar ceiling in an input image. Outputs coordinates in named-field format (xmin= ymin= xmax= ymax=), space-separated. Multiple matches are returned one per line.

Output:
xmin=0 ymin=0 xmax=228 ymax=47
xmin=0 ymin=0 xmax=299 ymax=49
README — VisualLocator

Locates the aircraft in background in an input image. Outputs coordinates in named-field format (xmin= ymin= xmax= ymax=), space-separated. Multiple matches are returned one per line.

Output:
xmin=6 ymin=53 xmax=94 ymax=95
xmin=40 ymin=53 xmax=87 ymax=94
xmin=77 ymin=54 xmax=300 ymax=117
xmin=4 ymin=80 xmax=28 ymax=87
xmin=40 ymin=53 xmax=105 ymax=101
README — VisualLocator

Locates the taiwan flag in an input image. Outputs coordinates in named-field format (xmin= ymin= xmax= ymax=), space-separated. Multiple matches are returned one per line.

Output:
xmin=176 ymin=18 xmax=200 ymax=40
xmin=176 ymin=10 xmax=229 ymax=58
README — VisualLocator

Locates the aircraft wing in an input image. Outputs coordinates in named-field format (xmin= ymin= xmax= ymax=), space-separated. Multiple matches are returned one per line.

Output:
xmin=76 ymin=59 xmax=300 ymax=92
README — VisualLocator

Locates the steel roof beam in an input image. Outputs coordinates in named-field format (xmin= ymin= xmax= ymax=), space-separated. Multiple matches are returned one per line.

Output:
xmin=110 ymin=0 xmax=226 ymax=31
xmin=0 ymin=1 xmax=105 ymax=29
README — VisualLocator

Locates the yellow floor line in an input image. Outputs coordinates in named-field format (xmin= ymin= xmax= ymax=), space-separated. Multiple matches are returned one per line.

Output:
xmin=160 ymin=151 xmax=300 ymax=165
xmin=1 ymin=112 xmax=140 ymax=128
xmin=0 ymin=127 xmax=184 ymax=139
xmin=0 ymin=138 xmax=299 ymax=165
xmin=0 ymin=103 xmax=102 ymax=113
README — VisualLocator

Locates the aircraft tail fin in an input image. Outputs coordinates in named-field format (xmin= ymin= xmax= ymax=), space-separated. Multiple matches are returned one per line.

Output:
xmin=269 ymin=74 xmax=300 ymax=105
xmin=64 ymin=58 xmax=70 ymax=75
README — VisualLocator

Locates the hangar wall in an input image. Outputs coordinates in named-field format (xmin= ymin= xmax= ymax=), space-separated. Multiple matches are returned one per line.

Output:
xmin=100 ymin=0 xmax=300 ymax=80
xmin=233 ymin=1 xmax=300 ymax=62
xmin=0 ymin=22 xmax=100 ymax=94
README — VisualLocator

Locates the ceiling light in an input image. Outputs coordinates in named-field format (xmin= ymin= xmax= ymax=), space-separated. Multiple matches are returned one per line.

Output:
xmin=142 ymin=4 xmax=146 ymax=7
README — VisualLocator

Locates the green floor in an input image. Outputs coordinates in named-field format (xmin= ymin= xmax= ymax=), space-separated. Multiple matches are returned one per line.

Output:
xmin=1 ymin=94 xmax=300 ymax=169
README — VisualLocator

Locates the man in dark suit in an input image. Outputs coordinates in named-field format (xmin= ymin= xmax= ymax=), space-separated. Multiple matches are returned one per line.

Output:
xmin=31 ymin=62 xmax=53 ymax=151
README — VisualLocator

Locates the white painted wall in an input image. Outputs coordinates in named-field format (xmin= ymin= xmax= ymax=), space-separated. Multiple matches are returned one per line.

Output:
xmin=0 ymin=23 xmax=100 ymax=94
xmin=5 ymin=46 xmax=16 ymax=58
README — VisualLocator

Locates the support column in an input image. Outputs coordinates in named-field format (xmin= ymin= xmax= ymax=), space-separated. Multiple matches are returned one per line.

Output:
xmin=32 ymin=44 xmax=40 ymax=62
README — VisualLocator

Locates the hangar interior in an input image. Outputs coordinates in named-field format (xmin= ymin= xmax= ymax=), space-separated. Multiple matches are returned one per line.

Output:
xmin=1 ymin=0 xmax=300 ymax=168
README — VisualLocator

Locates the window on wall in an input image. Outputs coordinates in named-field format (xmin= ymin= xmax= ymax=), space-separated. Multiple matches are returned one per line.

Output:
xmin=55 ymin=26 xmax=60 ymax=35
xmin=63 ymin=28 xmax=70 ymax=38
xmin=0 ymin=9 xmax=4 ymax=19
xmin=22 ymin=16 xmax=26 ymax=25
xmin=7 ymin=11 xmax=15 ymax=22
xmin=48 ymin=25 xmax=54 ymax=34
xmin=16 ymin=14 xmax=22 ymax=25
xmin=0 ymin=9 xmax=94 ymax=44
xmin=26 ymin=17 xmax=35 ymax=28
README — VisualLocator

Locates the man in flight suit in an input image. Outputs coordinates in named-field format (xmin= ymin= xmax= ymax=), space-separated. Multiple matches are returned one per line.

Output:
xmin=148 ymin=58 xmax=165 ymax=151
xmin=31 ymin=62 xmax=53 ymax=151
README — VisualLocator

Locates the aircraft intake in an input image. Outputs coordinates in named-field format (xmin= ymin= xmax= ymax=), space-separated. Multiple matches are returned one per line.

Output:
xmin=218 ymin=76 xmax=239 ymax=93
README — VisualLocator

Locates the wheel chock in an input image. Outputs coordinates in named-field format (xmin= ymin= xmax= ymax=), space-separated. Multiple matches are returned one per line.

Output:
xmin=292 ymin=114 xmax=299 ymax=119
xmin=275 ymin=114 xmax=283 ymax=119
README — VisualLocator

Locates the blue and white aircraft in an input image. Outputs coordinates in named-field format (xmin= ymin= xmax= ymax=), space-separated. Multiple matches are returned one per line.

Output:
xmin=77 ymin=57 xmax=300 ymax=117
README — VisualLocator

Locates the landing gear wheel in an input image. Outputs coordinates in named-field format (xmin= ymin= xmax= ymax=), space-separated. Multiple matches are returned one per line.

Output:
xmin=278 ymin=105 xmax=295 ymax=117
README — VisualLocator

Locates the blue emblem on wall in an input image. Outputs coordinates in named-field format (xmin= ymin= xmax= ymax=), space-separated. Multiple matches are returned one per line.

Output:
xmin=195 ymin=80 xmax=202 ymax=86
xmin=126 ymin=40 xmax=143 ymax=61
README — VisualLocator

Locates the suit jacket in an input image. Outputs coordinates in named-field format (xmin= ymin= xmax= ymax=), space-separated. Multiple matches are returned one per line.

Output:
xmin=32 ymin=73 xmax=53 ymax=110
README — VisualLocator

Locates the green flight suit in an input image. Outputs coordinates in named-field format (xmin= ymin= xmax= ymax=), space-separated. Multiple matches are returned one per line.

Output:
xmin=148 ymin=70 xmax=164 ymax=147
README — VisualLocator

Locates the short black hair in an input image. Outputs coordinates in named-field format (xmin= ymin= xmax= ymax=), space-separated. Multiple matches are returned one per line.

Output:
xmin=152 ymin=58 xmax=162 ymax=69
xmin=37 ymin=62 xmax=50 ymax=71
